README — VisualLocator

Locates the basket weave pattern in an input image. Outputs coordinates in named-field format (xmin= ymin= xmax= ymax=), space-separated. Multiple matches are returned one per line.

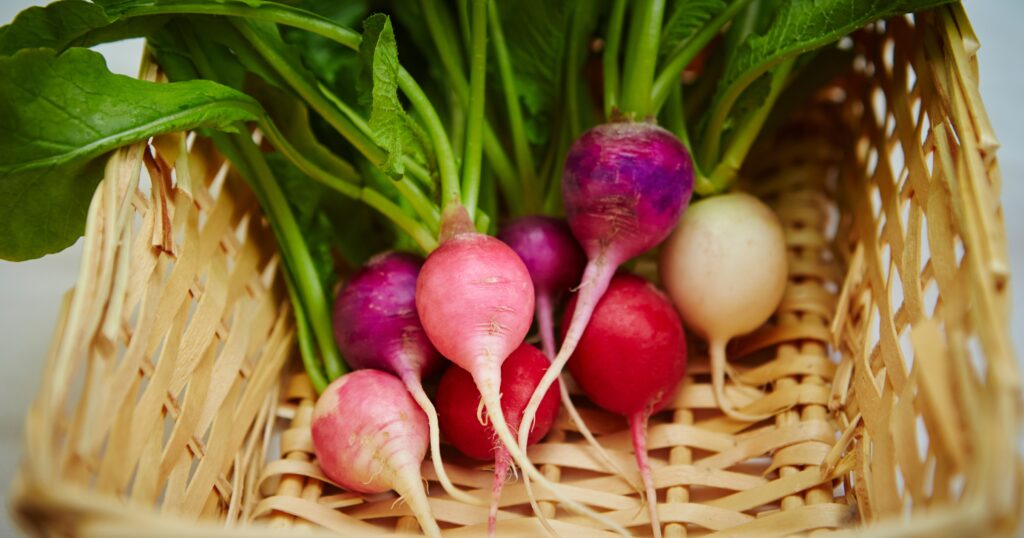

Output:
xmin=11 ymin=5 xmax=1019 ymax=537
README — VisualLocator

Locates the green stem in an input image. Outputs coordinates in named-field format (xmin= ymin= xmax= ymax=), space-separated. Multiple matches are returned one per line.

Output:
xmin=233 ymin=134 xmax=347 ymax=380
xmin=565 ymin=2 xmax=589 ymax=139
xmin=316 ymin=83 xmax=434 ymax=190
xmin=702 ymin=58 xmax=795 ymax=195
xmin=651 ymin=0 xmax=754 ymax=112
xmin=620 ymin=0 xmax=666 ymax=118
xmin=232 ymin=21 xmax=383 ymax=162
xmin=180 ymin=27 xmax=346 ymax=380
xmin=419 ymin=0 xmax=519 ymax=213
xmin=260 ymin=116 xmax=439 ymax=235
xmin=235 ymin=20 xmax=456 ymax=232
xmin=460 ymin=0 xmax=488 ymax=219
xmin=257 ymin=118 xmax=361 ymax=197
xmin=603 ymin=0 xmax=628 ymax=118
xmin=662 ymin=83 xmax=689 ymax=151
xmin=487 ymin=0 xmax=536 ymax=212
xmin=396 ymin=71 xmax=461 ymax=210
xmin=361 ymin=188 xmax=439 ymax=252
xmin=286 ymin=276 xmax=328 ymax=393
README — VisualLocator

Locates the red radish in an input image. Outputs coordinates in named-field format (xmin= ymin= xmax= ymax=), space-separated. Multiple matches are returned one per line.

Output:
xmin=564 ymin=273 xmax=688 ymax=538
xmin=417 ymin=208 xmax=627 ymax=536
xmin=519 ymin=122 xmax=693 ymax=483
xmin=332 ymin=251 xmax=480 ymax=505
xmin=436 ymin=343 xmax=560 ymax=535
xmin=312 ymin=370 xmax=440 ymax=537
xmin=659 ymin=193 xmax=788 ymax=421
xmin=499 ymin=216 xmax=638 ymax=491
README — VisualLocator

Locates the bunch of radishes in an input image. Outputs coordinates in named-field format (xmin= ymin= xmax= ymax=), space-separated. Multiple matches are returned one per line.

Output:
xmin=310 ymin=120 xmax=789 ymax=537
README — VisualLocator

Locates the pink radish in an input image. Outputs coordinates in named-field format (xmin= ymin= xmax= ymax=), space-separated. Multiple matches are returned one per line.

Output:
xmin=518 ymin=122 xmax=693 ymax=486
xmin=436 ymin=343 xmax=560 ymax=535
xmin=564 ymin=273 xmax=687 ymax=538
xmin=332 ymin=251 xmax=480 ymax=505
xmin=417 ymin=207 xmax=628 ymax=536
xmin=499 ymin=216 xmax=638 ymax=490
xmin=312 ymin=370 xmax=440 ymax=537
xmin=659 ymin=193 xmax=788 ymax=421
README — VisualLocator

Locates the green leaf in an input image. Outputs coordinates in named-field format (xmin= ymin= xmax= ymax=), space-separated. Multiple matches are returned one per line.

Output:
xmin=358 ymin=14 xmax=431 ymax=179
xmin=0 ymin=0 xmax=111 ymax=55
xmin=280 ymin=0 xmax=366 ymax=104
xmin=0 ymin=0 xmax=170 ymax=55
xmin=497 ymin=0 xmax=579 ymax=145
xmin=658 ymin=0 xmax=727 ymax=60
xmin=716 ymin=0 xmax=956 ymax=113
xmin=0 ymin=47 xmax=262 ymax=261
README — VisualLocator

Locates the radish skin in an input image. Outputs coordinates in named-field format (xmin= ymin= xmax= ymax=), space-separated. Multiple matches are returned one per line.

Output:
xmin=564 ymin=273 xmax=688 ymax=538
xmin=519 ymin=122 xmax=693 ymax=483
xmin=417 ymin=223 xmax=628 ymax=536
xmin=312 ymin=370 xmax=440 ymax=537
xmin=332 ymin=252 xmax=480 ymax=505
xmin=659 ymin=193 xmax=788 ymax=421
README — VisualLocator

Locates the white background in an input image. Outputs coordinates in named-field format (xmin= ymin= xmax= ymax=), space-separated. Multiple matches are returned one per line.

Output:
xmin=0 ymin=2 xmax=1021 ymax=536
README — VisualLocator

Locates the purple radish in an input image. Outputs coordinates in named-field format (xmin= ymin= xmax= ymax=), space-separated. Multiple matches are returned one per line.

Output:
xmin=518 ymin=122 xmax=693 ymax=486
xmin=499 ymin=217 xmax=638 ymax=490
xmin=564 ymin=273 xmax=688 ymax=538
xmin=497 ymin=217 xmax=585 ymax=359
xmin=333 ymin=251 xmax=482 ymax=505
xmin=417 ymin=206 xmax=628 ymax=536
xmin=312 ymin=370 xmax=440 ymax=537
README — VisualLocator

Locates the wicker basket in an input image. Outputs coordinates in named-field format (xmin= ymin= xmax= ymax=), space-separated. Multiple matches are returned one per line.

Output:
xmin=10 ymin=4 xmax=1019 ymax=537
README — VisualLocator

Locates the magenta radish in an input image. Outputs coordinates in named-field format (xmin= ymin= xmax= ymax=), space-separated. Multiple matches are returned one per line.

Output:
xmin=312 ymin=370 xmax=440 ymax=537
xmin=659 ymin=193 xmax=788 ymax=421
xmin=498 ymin=216 xmax=638 ymax=490
xmin=497 ymin=217 xmax=585 ymax=359
xmin=332 ymin=251 xmax=481 ymax=505
xmin=564 ymin=273 xmax=688 ymax=538
xmin=416 ymin=215 xmax=628 ymax=536
xmin=436 ymin=343 xmax=560 ymax=535
xmin=518 ymin=121 xmax=693 ymax=478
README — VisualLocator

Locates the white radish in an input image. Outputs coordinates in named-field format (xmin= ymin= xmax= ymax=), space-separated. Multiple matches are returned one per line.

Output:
xmin=658 ymin=192 xmax=788 ymax=421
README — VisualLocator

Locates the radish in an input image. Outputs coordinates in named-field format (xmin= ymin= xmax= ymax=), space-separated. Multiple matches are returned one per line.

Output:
xmin=519 ymin=121 xmax=693 ymax=479
xmin=436 ymin=343 xmax=560 ymax=536
xmin=498 ymin=216 xmax=638 ymax=491
xmin=497 ymin=217 xmax=585 ymax=360
xmin=312 ymin=370 xmax=440 ymax=537
xmin=332 ymin=251 xmax=481 ymax=505
xmin=417 ymin=209 xmax=628 ymax=536
xmin=659 ymin=193 xmax=788 ymax=421
xmin=564 ymin=273 xmax=687 ymax=538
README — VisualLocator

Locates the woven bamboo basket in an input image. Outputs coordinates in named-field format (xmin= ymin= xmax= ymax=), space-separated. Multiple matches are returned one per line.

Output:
xmin=10 ymin=4 xmax=1019 ymax=537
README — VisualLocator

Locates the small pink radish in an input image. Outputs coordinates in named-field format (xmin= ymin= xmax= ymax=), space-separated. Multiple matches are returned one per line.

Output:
xmin=417 ymin=206 xmax=627 ymax=536
xmin=659 ymin=193 xmax=787 ymax=421
xmin=436 ymin=343 xmax=560 ymax=536
xmin=312 ymin=370 xmax=440 ymax=537
xmin=564 ymin=273 xmax=688 ymax=538
xmin=332 ymin=251 xmax=480 ymax=506
xmin=519 ymin=122 xmax=693 ymax=473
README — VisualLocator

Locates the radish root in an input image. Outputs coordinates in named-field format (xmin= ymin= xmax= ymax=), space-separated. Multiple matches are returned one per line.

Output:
xmin=629 ymin=412 xmax=661 ymax=538
xmin=709 ymin=341 xmax=775 ymax=422
xmin=477 ymin=371 xmax=629 ymax=537
xmin=404 ymin=375 xmax=487 ymax=506
xmin=536 ymin=291 xmax=645 ymax=495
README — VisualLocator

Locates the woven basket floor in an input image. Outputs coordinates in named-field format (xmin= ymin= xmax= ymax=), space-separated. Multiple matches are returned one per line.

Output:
xmin=11 ymin=4 xmax=1020 ymax=538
